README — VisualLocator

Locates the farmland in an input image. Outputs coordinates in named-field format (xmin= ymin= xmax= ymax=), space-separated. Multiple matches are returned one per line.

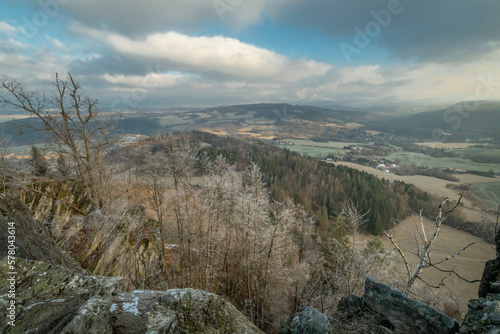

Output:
xmin=329 ymin=161 xmax=499 ymax=223
xmin=278 ymin=139 xmax=368 ymax=158
xmin=386 ymin=152 xmax=500 ymax=173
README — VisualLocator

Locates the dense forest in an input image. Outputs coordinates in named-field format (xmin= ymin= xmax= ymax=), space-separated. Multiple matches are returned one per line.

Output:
xmin=184 ymin=131 xmax=438 ymax=236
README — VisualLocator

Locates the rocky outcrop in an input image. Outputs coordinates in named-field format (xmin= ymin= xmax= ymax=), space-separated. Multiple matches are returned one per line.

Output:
xmin=461 ymin=226 xmax=500 ymax=333
xmin=0 ymin=257 xmax=124 ymax=333
xmin=0 ymin=195 xmax=263 ymax=333
xmin=281 ymin=276 xmax=461 ymax=334
xmin=460 ymin=294 xmax=500 ymax=333
xmin=0 ymin=194 xmax=81 ymax=271
xmin=364 ymin=276 xmax=459 ymax=334
xmin=479 ymin=226 xmax=500 ymax=298
xmin=280 ymin=306 xmax=333 ymax=334
xmin=0 ymin=257 xmax=262 ymax=333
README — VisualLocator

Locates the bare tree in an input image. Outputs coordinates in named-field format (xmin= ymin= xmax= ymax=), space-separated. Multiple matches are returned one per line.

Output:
xmin=385 ymin=192 xmax=478 ymax=294
xmin=306 ymin=201 xmax=374 ymax=312
xmin=0 ymin=73 xmax=119 ymax=208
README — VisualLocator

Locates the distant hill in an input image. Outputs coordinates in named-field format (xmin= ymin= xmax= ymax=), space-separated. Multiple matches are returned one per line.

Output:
xmin=200 ymin=103 xmax=371 ymax=123
xmin=370 ymin=101 xmax=500 ymax=141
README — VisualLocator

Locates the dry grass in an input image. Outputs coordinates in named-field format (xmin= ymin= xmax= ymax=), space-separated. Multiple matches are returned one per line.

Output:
xmin=360 ymin=215 xmax=495 ymax=316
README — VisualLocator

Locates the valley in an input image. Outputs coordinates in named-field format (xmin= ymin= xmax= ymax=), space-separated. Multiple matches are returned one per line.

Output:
xmin=0 ymin=99 xmax=499 ymax=331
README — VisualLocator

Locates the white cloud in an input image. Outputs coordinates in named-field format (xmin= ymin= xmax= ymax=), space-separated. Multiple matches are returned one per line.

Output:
xmin=0 ymin=22 xmax=18 ymax=35
xmin=340 ymin=65 xmax=385 ymax=85
xmin=101 ymin=72 xmax=187 ymax=88
xmin=51 ymin=38 xmax=64 ymax=49
xmin=391 ymin=56 xmax=500 ymax=101
xmin=101 ymin=31 xmax=331 ymax=81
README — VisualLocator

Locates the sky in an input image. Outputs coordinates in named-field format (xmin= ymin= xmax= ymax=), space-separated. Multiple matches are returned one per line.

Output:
xmin=1 ymin=0 xmax=500 ymax=111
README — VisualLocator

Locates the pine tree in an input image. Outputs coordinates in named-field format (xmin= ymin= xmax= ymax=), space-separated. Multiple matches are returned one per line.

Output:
xmin=30 ymin=146 xmax=48 ymax=177
xmin=56 ymin=154 xmax=70 ymax=178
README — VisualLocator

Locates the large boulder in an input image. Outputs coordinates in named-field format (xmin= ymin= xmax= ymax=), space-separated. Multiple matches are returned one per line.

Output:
xmin=111 ymin=289 xmax=263 ymax=334
xmin=0 ymin=194 xmax=81 ymax=271
xmin=364 ymin=276 xmax=459 ymax=334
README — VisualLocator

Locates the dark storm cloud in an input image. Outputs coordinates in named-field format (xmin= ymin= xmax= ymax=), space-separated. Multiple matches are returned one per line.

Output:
xmin=269 ymin=0 xmax=500 ymax=64
xmin=11 ymin=0 xmax=270 ymax=36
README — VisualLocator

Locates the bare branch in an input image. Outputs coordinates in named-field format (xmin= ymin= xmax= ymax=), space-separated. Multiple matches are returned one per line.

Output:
xmin=423 ymin=263 xmax=481 ymax=284
xmin=416 ymin=275 xmax=448 ymax=289
xmin=384 ymin=231 xmax=412 ymax=281
xmin=423 ymin=242 xmax=476 ymax=268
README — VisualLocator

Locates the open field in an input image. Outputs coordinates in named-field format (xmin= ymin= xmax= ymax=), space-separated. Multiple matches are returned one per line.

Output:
xmin=472 ymin=182 xmax=500 ymax=211
xmin=386 ymin=152 xmax=500 ymax=173
xmin=360 ymin=215 xmax=496 ymax=315
xmin=330 ymin=161 xmax=499 ymax=222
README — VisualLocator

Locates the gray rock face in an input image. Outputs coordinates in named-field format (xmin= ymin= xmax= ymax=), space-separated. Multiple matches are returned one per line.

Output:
xmin=479 ymin=227 xmax=500 ymax=298
xmin=364 ymin=276 xmax=459 ymax=334
xmin=60 ymin=296 xmax=114 ymax=334
xmin=280 ymin=306 xmax=333 ymax=334
xmin=463 ymin=226 xmax=500 ymax=333
xmin=0 ymin=194 xmax=81 ymax=271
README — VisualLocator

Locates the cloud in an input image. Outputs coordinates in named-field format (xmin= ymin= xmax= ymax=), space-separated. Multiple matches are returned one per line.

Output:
xmin=101 ymin=72 xmax=188 ymax=89
xmin=3 ymin=2 xmax=500 ymax=109
xmin=339 ymin=65 xmax=385 ymax=85
xmin=267 ymin=0 xmax=500 ymax=64
xmin=82 ymin=29 xmax=332 ymax=81
xmin=16 ymin=0 xmax=269 ymax=36
xmin=0 ymin=21 xmax=19 ymax=35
